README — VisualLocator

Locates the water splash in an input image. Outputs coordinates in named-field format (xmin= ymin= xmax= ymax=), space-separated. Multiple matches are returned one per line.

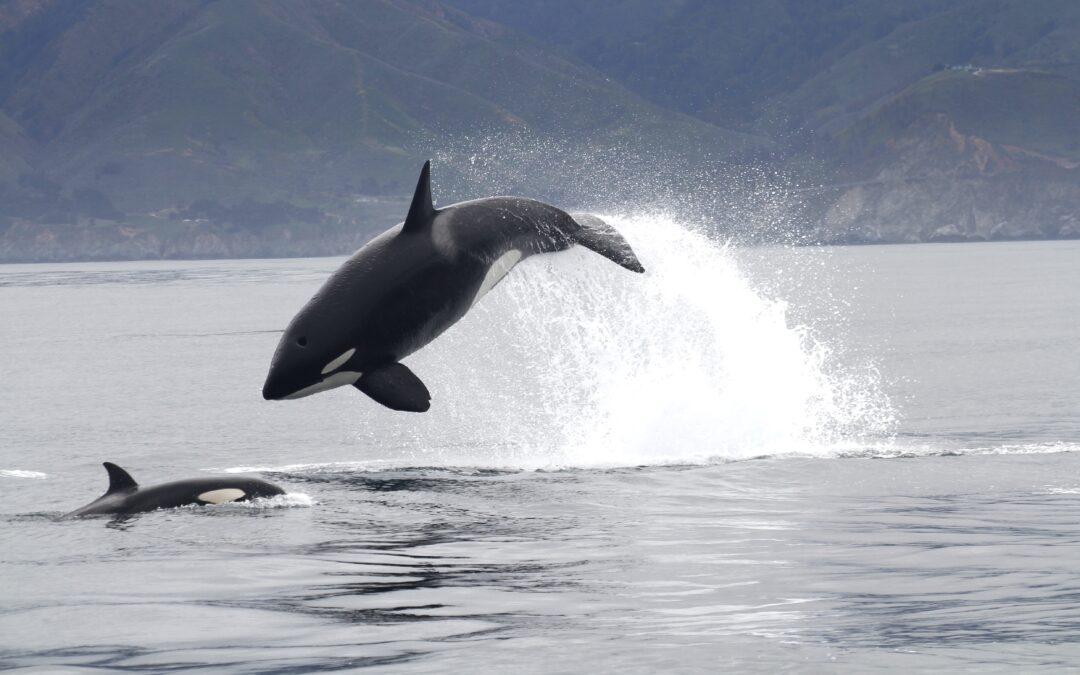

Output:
xmin=433 ymin=132 xmax=808 ymax=245
xmin=241 ymin=493 xmax=315 ymax=509
xmin=360 ymin=213 xmax=897 ymax=468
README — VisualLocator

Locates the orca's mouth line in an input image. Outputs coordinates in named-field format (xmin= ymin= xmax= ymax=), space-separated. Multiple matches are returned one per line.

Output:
xmin=274 ymin=370 xmax=363 ymax=400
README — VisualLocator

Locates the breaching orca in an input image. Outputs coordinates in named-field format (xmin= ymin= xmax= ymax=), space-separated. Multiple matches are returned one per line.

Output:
xmin=62 ymin=462 xmax=286 ymax=518
xmin=262 ymin=161 xmax=644 ymax=412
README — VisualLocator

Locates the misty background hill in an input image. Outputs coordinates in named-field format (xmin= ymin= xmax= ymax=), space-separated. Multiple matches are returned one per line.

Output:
xmin=0 ymin=0 xmax=1077 ymax=261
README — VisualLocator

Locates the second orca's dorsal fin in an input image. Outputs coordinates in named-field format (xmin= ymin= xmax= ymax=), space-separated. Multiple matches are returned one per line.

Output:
xmin=103 ymin=462 xmax=138 ymax=493
xmin=402 ymin=160 xmax=436 ymax=234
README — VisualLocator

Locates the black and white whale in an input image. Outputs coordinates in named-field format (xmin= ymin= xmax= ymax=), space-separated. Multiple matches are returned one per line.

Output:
xmin=62 ymin=463 xmax=286 ymax=518
xmin=262 ymin=161 xmax=644 ymax=412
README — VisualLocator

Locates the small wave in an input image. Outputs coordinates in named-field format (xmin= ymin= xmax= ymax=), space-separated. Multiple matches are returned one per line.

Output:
xmin=225 ymin=441 xmax=1080 ymax=475
xmin=566 ymin=440 xmax=1080 ymax=467
xmin=968 ymin=441 xmax=1080 ymax=456
xmin=243 ymin=493 xmax=315 ymax=508
xmin=763 ymin=440 xmax=1080 ymax=463
xmin=857 ymin=441 xmax=1080 ymax=459
xmin=0 ymin=469 xmax=48 ymax=479
xmin=218 ymin=461 xmax=399 ymax=474
xmin=220 ymin=461 xmax=515 ymax=477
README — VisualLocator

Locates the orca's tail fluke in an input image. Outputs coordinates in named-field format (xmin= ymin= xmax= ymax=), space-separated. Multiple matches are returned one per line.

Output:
xmin=567 ymin=213 xmax=645 ymax=274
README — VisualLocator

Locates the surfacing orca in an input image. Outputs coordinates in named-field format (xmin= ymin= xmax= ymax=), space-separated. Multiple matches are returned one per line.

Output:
xmin=62 ymin=462 xmax=286 ymax=518
xmin=262 ymin=161 xmax=644 ymax=412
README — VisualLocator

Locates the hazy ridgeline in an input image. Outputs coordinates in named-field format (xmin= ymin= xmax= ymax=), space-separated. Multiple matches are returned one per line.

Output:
xmin=0 ymin=0 xmax=1078 ymax=261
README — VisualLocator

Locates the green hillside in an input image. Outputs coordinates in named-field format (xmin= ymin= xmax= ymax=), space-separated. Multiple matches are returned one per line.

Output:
xmin=452 ymin=0 xmax=1080 ymax=136
xmin=1 ymin=0 xmax=1078 ymax=257
xmin=839 ymin=68 xmax=1080 ymax=166
xmin=453 ymin=0 xmax=1080 ymax=243
xmin=0 ymin=109 xmax=33 ymax=181
xmin=0 ymin=0 xmax=757 ymax=227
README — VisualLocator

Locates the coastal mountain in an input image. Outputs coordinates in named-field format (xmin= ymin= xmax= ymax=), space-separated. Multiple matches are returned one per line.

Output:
xmin=1 ymin=0 xmax=1078 ymax=260
xmin=453 ymin=0 xmax=1080 ymax=242
xmin=0 ymin=0 xmax=757 ymax=261
xmin=817 ymin=67 xmax=1080 ymax=242
xmin=450 ymin=0 xmax=1080 ymax=134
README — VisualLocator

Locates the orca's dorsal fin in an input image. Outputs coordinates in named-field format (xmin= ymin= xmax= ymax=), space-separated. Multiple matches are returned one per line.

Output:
xmin=103 ymin=462 xmax=138 ymax=493
xmin=402 ymin=160 xmax=436 ymax=234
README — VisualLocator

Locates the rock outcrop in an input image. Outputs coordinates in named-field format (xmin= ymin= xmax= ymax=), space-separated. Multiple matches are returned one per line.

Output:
xmin=817 ymin=114 xmax=1080 ymax=243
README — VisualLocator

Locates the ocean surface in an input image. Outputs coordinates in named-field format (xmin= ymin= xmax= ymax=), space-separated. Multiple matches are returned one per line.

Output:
xmin=1 ymin=218 xmax=1079 ymax=673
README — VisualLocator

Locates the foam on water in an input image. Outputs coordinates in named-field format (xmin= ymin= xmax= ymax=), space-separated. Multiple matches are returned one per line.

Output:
xmin=826 ymin=440 xmax=1080 ymax=460
xmin=1 ymin=470 xmax=48 ymax=479
xmin=361 ymin=214 xmax=897 ymax=468
xmin=231 ymin=493 xmax=315 ymax=509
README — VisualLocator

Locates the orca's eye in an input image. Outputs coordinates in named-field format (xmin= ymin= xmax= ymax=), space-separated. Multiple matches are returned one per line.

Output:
xmin=296 ymin=336 xmax=308 ymax=347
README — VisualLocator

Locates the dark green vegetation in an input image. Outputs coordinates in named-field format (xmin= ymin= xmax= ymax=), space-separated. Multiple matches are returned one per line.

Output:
xmin=1 ymin=0 xmax=1078 ymax=260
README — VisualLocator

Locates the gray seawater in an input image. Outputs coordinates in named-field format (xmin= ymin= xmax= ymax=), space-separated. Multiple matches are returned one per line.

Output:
xmin=1 ymin=217 xmax=1079 ymax=673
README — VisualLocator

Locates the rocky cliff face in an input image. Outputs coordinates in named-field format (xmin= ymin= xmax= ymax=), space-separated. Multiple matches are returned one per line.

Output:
xmin=816 ymin=113 xmax=1080 ymax=243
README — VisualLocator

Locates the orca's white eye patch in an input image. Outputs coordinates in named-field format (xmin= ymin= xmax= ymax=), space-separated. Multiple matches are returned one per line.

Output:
xmin=321 ymin=348 xmax=356 ymax=375
xmin=198 ymin=488 xmax=246 ymax=504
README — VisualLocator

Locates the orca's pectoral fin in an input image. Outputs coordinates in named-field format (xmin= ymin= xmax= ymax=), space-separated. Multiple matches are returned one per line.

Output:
xmin=568 ymin=213 xmax=645 ymax=273
xmin=354 ymin=362 xmax=431 ymax=412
